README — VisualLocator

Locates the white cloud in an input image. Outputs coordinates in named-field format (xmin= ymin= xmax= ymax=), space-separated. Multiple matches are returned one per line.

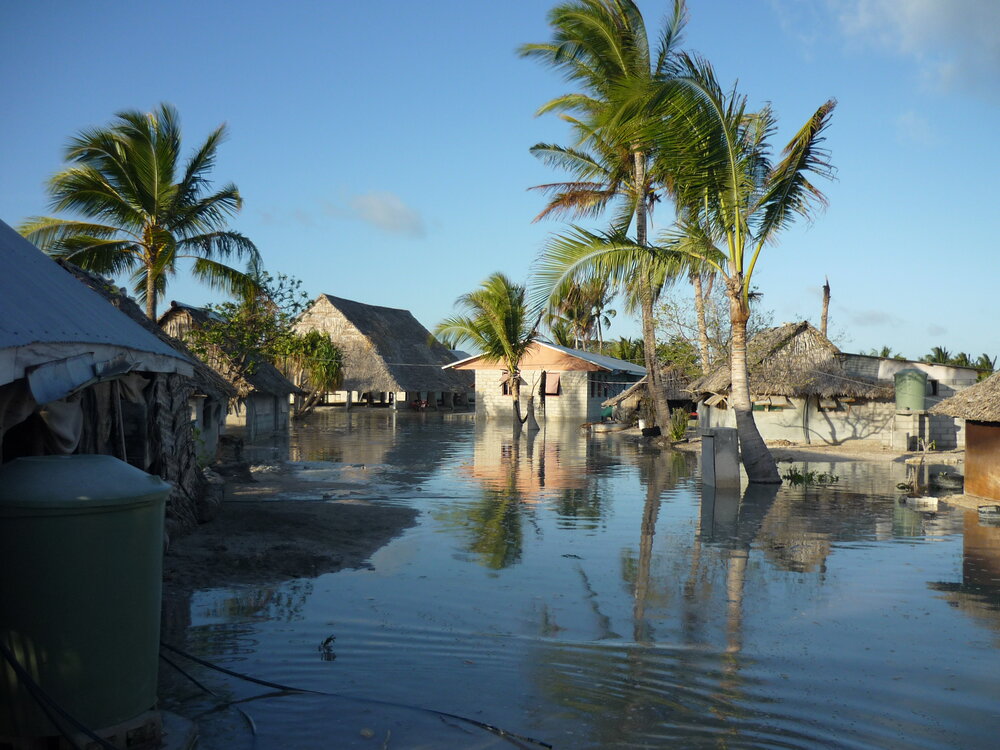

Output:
xmin=848 ymin=309 xmax=900 ymax=327
xmin=895 ymin=110 xmax=934 ymax=145
xmin=831 ymin=0 xmax=1000 ymax=100
xmin=345 ymin=192 xmax=426 ymax=238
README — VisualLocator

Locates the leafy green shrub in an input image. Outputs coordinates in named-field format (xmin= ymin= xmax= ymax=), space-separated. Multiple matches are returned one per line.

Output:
xmin=667 ymin=408 xmax=689 ymax=441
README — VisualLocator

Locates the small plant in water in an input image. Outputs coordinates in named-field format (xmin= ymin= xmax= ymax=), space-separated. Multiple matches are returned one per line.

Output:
xmin=667 ymin=408 xmax=689 ymax=441
xmin=782 ymin=467 xmax=840 ymax=486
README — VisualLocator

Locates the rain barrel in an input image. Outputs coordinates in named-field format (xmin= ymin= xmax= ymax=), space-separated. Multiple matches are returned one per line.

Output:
xmin=894 ymin=368 xmax=927 ymax=412
xmin=0 ymin=455 xmax=171 ymax=739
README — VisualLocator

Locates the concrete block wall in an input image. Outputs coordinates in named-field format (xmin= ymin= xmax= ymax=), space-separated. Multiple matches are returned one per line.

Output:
xmin=475 ymin=369 xmax=604 ymax=422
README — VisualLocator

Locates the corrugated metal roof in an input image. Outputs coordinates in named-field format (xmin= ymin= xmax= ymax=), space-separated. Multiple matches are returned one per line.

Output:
xmin=0 ymin=219 xmax=191 ymax=386
xmin=446 ymin=340 xmax=647 ymax=376
xmin=536 ymin=341 xmax=647 ymax=375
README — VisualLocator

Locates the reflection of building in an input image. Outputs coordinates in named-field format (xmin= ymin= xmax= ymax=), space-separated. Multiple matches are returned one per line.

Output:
xmin=466 ymin=422 xmax=589 ymax=499
xmin=692 ymin=321 xmax=975 ymax=448
xmin=929 ymin=511 xmax=1000 ymax=639
xmin=446 ymin=342 xmax=644 ymax=423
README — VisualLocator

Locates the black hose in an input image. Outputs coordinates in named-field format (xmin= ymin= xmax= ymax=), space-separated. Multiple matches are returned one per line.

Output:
xmin=160 ymin=641 xmax=553 ymax=749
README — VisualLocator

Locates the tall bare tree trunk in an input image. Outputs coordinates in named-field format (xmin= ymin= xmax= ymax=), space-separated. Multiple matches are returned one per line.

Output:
xmin=726 ymin=279 xmax=780 ymax=483
xmin=633 ymin=150 xmax=669 ymax=427
xmin=691 ymin=272 xmax=712 ymax=375
xmin=146 ymin=268 xmax=157 ymax=319
xmin=510 ymin=374 xmax=523 ymax=433
xmin=820 ymin=277 xmax=830 ymax=337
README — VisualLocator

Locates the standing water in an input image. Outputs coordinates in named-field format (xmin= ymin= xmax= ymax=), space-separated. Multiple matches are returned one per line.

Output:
xmin=160 ymin=410 xmax=1000 ymax=748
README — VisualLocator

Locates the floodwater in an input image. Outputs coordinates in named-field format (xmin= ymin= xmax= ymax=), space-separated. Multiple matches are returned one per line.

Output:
xmin=160 ymin=410 xmax=1000 ymax=749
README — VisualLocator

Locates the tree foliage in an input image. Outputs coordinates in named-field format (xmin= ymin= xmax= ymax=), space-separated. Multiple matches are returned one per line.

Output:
xmin=183 ymin=272 xmax=342 ymax=416
xmin=435 ymin=273 xmax=541 ymax=430
xmin=20 ymin=103 xmax=260 ymax=318
xmin=654 ymin=282 xmax=773 ymax=375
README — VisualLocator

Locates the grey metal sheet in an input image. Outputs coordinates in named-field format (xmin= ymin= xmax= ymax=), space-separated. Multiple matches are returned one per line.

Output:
xmin=0 ymin=219 xmax=190 ymax=382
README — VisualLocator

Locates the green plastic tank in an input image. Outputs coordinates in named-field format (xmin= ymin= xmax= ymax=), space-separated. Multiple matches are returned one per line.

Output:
xmin=894 ymin=368 xmax=928 ymax=412
xmin=0 ymin=455 xmax=170 ymax=739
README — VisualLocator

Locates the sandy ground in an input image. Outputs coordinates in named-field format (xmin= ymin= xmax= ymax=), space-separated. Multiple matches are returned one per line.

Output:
xmin=162 ymin=464 xmax=417 ymax=592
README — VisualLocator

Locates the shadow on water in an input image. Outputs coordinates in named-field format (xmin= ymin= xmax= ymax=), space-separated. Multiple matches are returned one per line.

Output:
xmin=162 ymin=414 xmax=1000 ymax=749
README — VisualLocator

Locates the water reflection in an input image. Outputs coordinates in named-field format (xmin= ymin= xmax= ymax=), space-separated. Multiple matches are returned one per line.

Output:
xmin=931 ymin=511 xmax=1000 ymax=639
xmin=162 ymin=414 xmax=1000 ymax=749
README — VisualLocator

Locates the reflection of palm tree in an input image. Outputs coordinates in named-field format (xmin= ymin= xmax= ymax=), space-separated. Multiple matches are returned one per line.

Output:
xmin=442 ymin=431 xmax=529 ymax=570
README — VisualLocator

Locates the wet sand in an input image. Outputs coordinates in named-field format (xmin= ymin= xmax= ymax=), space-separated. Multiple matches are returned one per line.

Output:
xmin=162 ymin=465 xmax=417 ymax=591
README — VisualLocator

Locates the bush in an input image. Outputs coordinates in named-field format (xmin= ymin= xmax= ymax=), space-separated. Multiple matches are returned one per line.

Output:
xmin=667 ymin=408 xmax=689 ymax=441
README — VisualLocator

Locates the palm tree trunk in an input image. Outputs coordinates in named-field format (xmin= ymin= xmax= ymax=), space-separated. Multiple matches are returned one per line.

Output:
xmin=726 ymin=281 xmax=779 ymax=483
xmin=146 ymin=269 xmax=157 ymax=319
xmin=820 ymin=277 xmax=830 ymax=337
xmin=510 ymin=373 xmax=523 ymax=433
xmin=633 ymin=149 xmax=669 ymax=427
xmin=692 ymin=272 xmax=711 ymax=375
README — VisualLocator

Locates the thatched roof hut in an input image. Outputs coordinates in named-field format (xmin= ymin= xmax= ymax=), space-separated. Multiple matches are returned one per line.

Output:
xmin=295 ymin=294 xmax=472 ymax=394
xmin=602 ymin=364 xmax=692 ymax=408
xmin=690 ymin=321 xmax=891 ymax=401
xmin=159 ymin=302 xmax=301 ymax=400
xmin=930 ymin=371 xmax=1000 ymax=422
xmin=0 ymin=220 xmax=224 ymax=532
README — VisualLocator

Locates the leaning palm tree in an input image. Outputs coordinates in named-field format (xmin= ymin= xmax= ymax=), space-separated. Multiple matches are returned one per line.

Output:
xmin=654 ymin=55 xmax=837 ymax=482
xmin=20 ymin=103 xmax=260 ymax=319
xmin=435 ymin=273 xmax=541 ymax=432
xmin=521 ymin=0 xmax=687 ymax=427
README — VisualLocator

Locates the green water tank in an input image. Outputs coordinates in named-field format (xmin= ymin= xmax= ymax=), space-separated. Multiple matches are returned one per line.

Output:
xmin=894 ymin=368 xmax=928 ymax=412
xmin=0 ymin=455 xmax=171 ymax=739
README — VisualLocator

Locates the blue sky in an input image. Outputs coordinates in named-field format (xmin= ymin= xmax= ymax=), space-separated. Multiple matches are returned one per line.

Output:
xmin=2 ymin=1 xmax=997 ymax=361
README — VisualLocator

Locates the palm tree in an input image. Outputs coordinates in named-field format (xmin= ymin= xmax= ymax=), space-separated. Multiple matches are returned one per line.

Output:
xmin=867 ymin=345 xmax=902 ymax=359
xmin=950 ymin=352 xmax=973 ymax=368
xmin=20 ymin=103 xmax=260 ymax=319
xmin=548 ymin=276 xmax=616 ymax=350
xmin=435 ymin=273 xmax=541 ymax=432
xmin=607 ymin=336 xmax=644 ymax=365
xmin=654 ymin=55 xmax=837 ymax=482
xmin=922 ymin=346 xmax=953 ymax=365
xmin=975 ymin=353 xmax=996 ymax=381
xmin=521 ymin=0 xmax=687 ymax=427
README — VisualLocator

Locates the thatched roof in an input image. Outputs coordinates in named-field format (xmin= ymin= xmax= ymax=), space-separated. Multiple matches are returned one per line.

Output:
xmin=158 ymin=302 xmax=301 ymax=399
xmin=602 ymin=364 xmax=692 ymax=407
xmin=296 ymin=294 xmax=473 ymax=393
xmin=690 ymin=321 xmax=891 ymax=400
xmin=931 ymin=371 xmax=1000 ymax=422
xmin=59 ymin=264 xmax=236 ymax=401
